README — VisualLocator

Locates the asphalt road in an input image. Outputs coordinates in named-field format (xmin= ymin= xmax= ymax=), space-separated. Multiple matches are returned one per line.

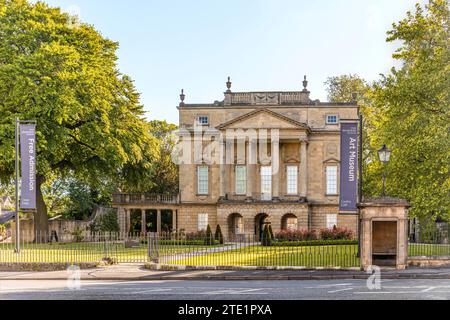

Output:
xmin=1 ymin=279 xmax=450 ymax=300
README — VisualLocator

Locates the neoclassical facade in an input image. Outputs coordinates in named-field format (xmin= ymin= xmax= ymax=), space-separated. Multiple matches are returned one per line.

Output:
xmin=113 ymin=77 xmax=359 ymax=239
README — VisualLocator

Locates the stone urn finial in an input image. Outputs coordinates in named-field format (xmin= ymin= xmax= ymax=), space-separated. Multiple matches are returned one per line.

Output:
xmin=302 ymin=75 xmax=308 ymax=92
xmin=179 ymin=89 xmax=185 ymax=106
xmin=226 ymin=76 xmax=232 ymax=93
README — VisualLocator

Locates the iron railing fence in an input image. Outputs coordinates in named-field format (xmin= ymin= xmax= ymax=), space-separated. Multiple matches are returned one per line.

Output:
xmin=409 ymin=223 xmax=450 ymax=257
xmin=0 ymin=231 xmax=150 ymax=264
xmin=148 ymin=233 xmax=360 ymax=268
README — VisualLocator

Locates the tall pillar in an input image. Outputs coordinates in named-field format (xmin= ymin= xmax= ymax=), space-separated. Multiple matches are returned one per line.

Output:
xmin=141 ymin=209 xmax=146 ymax=235
xmin=219 ymin=140 xmax=226 ymax=199
xmin=246 ymin=140 xmax=256 ymax=201
xmin=172 ymin=210 xmax=177 ymax=232
xmin=157 ymin=209 xmax=162 ymax=234
xmin=272 ymin=138 xmax=280 ymax=201
xmin=299 ymin=139 xmax=309 ymax=198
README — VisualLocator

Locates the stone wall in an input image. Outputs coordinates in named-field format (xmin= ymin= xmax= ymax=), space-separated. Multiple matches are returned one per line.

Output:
xmin=177 ymin=204 xmax=217 ymax=233
xmin=310 ymin=205 xmax=358 ymax=234
xmin=11 ymin=218 xmax=92 ymax=243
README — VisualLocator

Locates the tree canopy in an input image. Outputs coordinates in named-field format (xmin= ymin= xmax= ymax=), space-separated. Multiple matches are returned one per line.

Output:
xmin=0 ymin=0 xmax=157 ymax=233
xmin=325 ymin=0 xmax=450 ymax=223
xmin=370 ymin=0 xmax=450 ymax=222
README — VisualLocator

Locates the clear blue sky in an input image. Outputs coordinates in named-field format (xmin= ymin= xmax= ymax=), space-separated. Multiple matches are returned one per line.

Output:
xmin=37 ymin=0 xmax=426 ymax=124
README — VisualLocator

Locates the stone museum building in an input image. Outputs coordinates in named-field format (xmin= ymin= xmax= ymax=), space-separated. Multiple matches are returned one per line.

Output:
xmin=112 ymin=77 xmax=360 ymax=239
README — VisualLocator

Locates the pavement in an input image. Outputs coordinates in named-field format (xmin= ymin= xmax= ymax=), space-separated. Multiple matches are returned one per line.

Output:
xmin=1 ymin=264 xmax=450 ymax=281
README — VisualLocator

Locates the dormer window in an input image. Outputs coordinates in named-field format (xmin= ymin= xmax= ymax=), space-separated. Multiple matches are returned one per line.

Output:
xmin=197 ymin=116 xmax=209 ymax=126
xmin=326 ymin=115 xmax=338 ymax=125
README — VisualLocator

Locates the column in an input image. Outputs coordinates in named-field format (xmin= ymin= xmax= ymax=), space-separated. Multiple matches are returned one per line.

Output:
xmin=219 ymin=140 xmax=226 ymax=199
xmin=172 ymin=210 xmax=177 ymax=232
xmin=141 ymin=209 xmax=146 ymax=235
xmin=157 ymin=209 xmax=162 ymax=234
xmin=299 ymin=139 xmax=309 ymax=198
xmin=246 ymin=140 xmax=256 ymax=201
xmin=272 ymin=138 xmax=280 ymax=201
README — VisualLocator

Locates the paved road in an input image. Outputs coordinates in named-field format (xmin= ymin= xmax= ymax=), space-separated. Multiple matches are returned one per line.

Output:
xmin=1 ymin=279 xmax=450 ymax=300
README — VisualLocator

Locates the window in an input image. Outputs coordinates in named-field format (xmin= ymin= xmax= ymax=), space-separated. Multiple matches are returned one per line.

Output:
xmin=261 ymin=166 xmax=272 ymax=201
xmin=286 ymin=166 xmax=298 ymax=195
xmin=198 ymin=213 xmax=208 ymax=231
xmin=197 ymin=116 xmax=209 ymax=125
xmin=327 ymin=214 xmax=338 ymax=229
xmin=235 ymin=166 xmax=247 ymax=195
xmin=326 ymin=166 xmax=338 ymax=195
xmin=197 ymin=166 xmax=209 ymax=195
xmin=326 ymin=115 xmax=338 ymax=125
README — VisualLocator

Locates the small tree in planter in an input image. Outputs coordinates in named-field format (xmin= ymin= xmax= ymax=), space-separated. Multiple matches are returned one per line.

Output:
xmin=205 ymin=225 xmax=214 ymax=245
xmin=261 ymin=225 xmax=272 ymax=247
xmin=268 ymin=224 xmax=274 ymax=240
xmin=215 ymin=225 xmax=224 ymax=244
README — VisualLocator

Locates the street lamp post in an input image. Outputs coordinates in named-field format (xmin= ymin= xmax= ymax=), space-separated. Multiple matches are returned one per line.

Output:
xmin=378 ymin=144 xmax=392 ymax=197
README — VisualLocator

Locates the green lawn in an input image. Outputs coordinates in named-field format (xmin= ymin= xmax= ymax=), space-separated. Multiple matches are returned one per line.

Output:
xmin=0 ymin=242 xmax=143 ymax=263
xmin=409 ymin=243 xmax=450 ymax=257
xmin=0 ymin=242 xmax=216 ymax=264
xmin=1 ymin=242 xmax=448 ymax=266
xmin=164 ymin=245 xmax=361 ymax=268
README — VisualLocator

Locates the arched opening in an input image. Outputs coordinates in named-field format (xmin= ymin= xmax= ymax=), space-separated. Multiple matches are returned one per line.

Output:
xmin=281 ymin=214 xmax=298 ymax=231
xmin=255 ymin=213 xmax=270 ymax=241
xmin=228 ymin=213 xmax=244 ymax=240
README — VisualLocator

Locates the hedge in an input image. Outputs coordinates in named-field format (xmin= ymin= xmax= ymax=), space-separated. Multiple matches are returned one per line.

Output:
xmin=271 ymin=240 xmax=358 ymax=247
xmin=158 ymin=240 xmax=220 ymax=246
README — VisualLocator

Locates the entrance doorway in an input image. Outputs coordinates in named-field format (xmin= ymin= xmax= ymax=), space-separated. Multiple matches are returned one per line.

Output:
xmin=228 ymin=213 xmax=244 ymax=240
xmin=255 ymin=213 xmax=270 ymax=241
xmin=372 ymin=221 xmax=398 ymax=267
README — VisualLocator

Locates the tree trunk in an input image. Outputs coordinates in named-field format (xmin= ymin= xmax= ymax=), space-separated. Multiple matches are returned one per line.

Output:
xmin=34 ymin=175 xmax=49 ymax=242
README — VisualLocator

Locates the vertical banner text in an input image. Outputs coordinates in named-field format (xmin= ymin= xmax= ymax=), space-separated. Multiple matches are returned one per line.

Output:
xmin=20 ymin=124 xmax=36 ymax=210
xmin=340 ymin=122 xmax=359 ymax=212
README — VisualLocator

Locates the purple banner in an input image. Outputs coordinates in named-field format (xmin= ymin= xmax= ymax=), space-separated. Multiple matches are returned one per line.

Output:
xmin=20 ymin=124 xmax=36 ymax=210
xmin=340 ymin=122 xmax=359 ymax=212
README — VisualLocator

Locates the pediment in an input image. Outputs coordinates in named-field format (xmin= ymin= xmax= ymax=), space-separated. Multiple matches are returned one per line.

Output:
xmin=217 ymin=109 xmax=310 ymax=130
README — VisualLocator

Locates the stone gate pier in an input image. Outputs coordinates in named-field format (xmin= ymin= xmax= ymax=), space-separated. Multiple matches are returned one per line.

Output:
xmin=359 ymin=198 xmax=411 ymax=270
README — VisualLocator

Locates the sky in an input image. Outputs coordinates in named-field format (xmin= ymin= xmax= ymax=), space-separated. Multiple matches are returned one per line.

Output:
xmin=36 ymin=0 xmax=426 ymax=124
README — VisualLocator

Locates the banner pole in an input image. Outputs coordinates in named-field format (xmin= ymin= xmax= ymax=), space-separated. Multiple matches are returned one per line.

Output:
xmin=14 ymin=118 xmax=20 ymax=253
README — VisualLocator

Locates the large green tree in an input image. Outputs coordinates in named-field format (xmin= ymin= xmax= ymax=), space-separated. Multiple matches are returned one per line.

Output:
xmin=324 ymin=75 xmax=382 ymax=198
xmin=370 ymin=0 xmax=450 ymax=222
xmin=147 ymin=120 xmax=179 ymax=194
xmin=0 ymin=0 xmax=156 ymax=235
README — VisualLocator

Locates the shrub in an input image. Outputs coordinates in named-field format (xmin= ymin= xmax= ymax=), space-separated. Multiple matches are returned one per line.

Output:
xmin=261 ymin=225 xmax=272 ymax=246
xmin=159 ymin=240 xmax=219 ymax=246
xmin=90 ymin=209 xmax=120 ymax=233
xmin=320 ymin=226 xmax=354 ymax=240
xmin=268 ymin=224 xmax=274 ymax=240
xmin=71 ymin=227 xmax=85 ymax=243
xmin=275 ymin=229 xmax=318 ymax=241
xmin=215 ymin=225 xmax=224 ymax=244
xmin=185 ymin=230 xmax=207 ymax=240
xmin=205 ymin=225 xmax=214 ymax=246
xmin=272 ymin=240 xmax=358 ymax=247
